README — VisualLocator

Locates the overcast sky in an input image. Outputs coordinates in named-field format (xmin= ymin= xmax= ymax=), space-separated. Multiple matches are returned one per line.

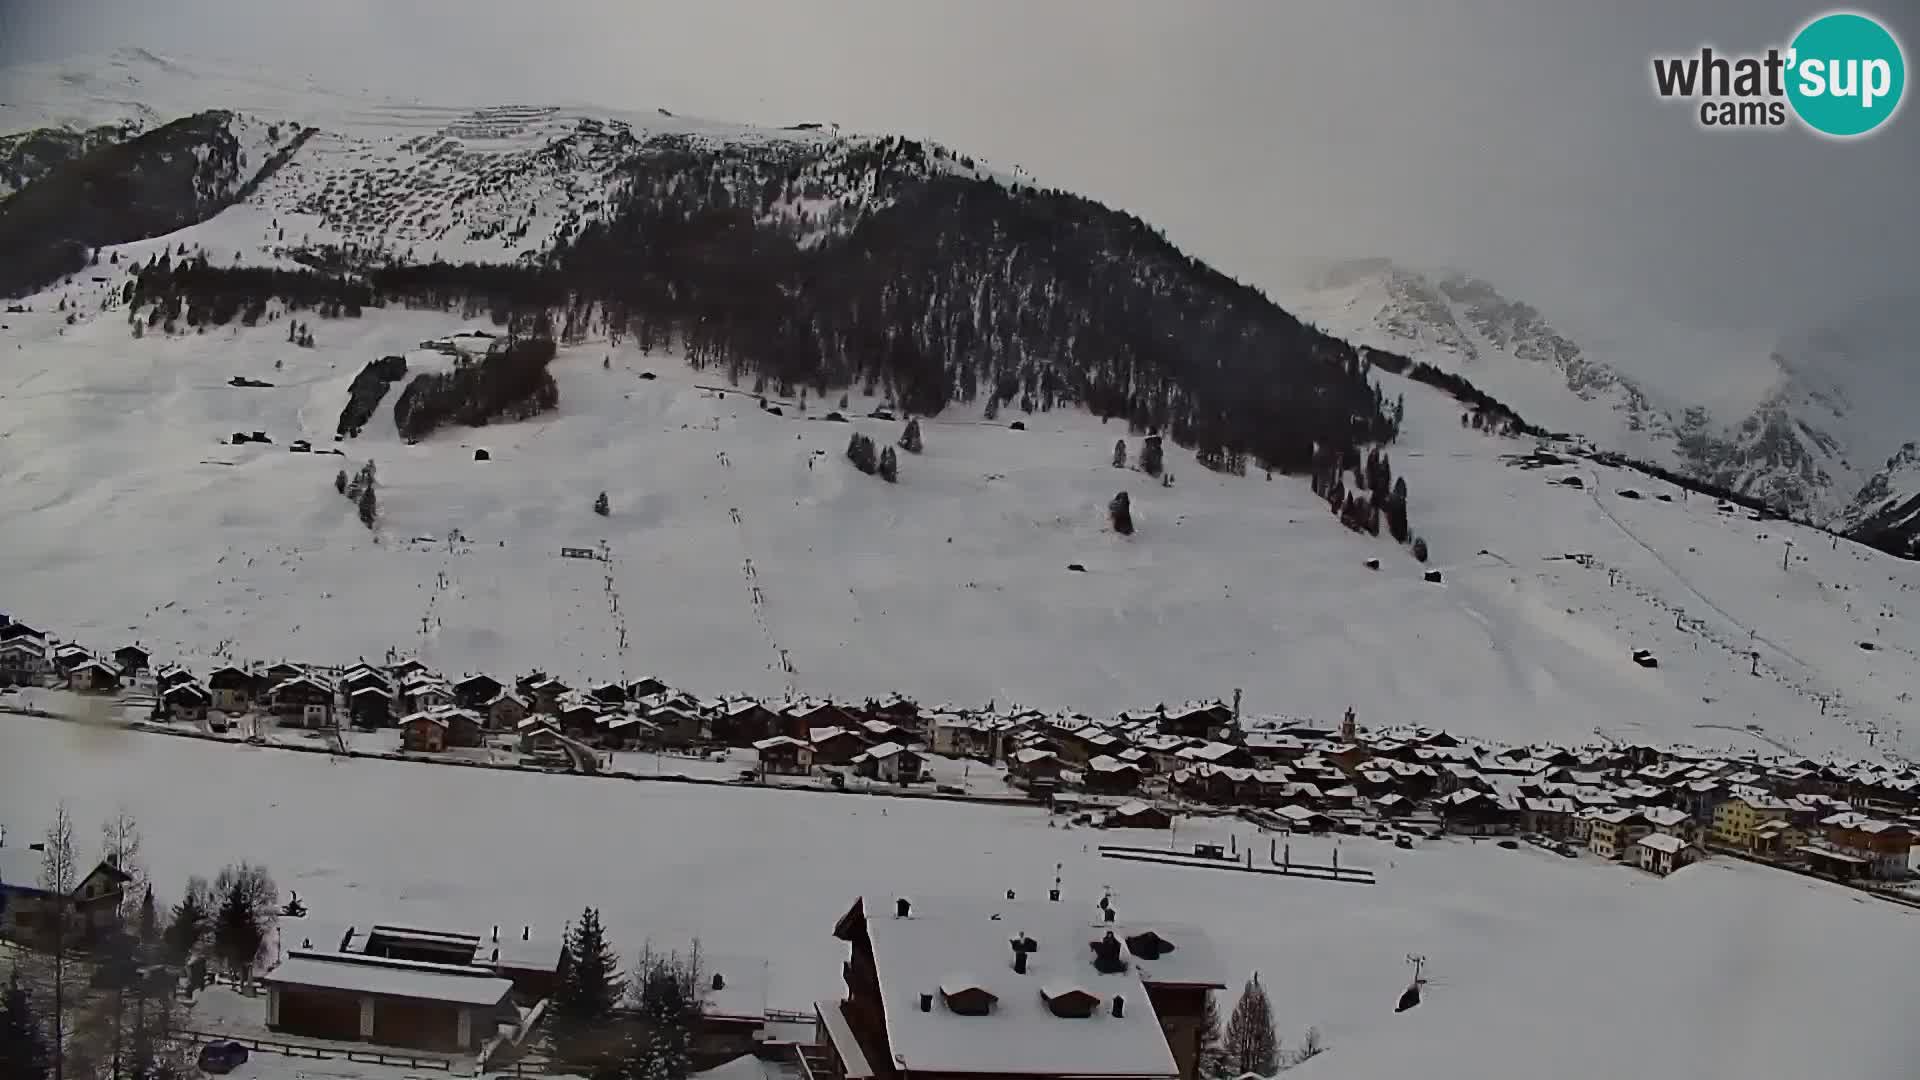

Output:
xmin=3 ymin=0 xmax=1916 ymax=358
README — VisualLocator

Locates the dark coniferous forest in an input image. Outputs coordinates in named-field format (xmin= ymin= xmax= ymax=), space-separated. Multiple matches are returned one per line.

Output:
xmin=118 ymin=134 xmax=1416 ymax=482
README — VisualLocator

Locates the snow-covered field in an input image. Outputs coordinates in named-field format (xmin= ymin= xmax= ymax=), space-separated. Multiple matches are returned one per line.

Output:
xmin=4 ymin=288 xmax=1919 ymax=762
xmin=3 ymin=716 xmax=1917 ymax=1080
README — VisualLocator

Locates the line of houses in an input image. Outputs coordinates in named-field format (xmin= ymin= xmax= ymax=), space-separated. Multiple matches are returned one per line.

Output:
xmin=9 ymin=610 xmax=1917 ymax=882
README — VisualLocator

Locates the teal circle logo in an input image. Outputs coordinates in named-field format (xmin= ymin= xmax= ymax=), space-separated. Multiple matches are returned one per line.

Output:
xmin=1787 ymin=11 xmax=1906 ymax=137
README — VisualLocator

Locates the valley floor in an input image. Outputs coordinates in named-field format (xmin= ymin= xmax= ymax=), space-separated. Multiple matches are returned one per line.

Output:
xmin=2 ymin=714 xmax=1916 ymax=1080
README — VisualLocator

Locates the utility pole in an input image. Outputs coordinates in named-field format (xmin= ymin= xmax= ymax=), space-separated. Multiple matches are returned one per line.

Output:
xmin=1407 ymin=953 xmax=1427 ymax=985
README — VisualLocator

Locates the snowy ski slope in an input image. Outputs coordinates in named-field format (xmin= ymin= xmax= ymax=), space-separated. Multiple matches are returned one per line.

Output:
xmin=2 ymin=281 xmax=1918 ymax=763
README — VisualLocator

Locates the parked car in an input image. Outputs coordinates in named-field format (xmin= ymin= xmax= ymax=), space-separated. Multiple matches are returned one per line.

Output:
xmin=1497 ymin=839 xmax=1520 ymax=850
xmin=198 ymin=1040 xmax=250 ymax=1074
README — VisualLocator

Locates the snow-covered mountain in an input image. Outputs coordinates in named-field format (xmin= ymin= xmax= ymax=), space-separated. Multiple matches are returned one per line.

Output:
xmin=1284 ymin=258 xmax=1920 ymax=541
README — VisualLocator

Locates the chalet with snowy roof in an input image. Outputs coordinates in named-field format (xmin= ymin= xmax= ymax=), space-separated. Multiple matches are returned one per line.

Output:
xmin=47 ymin=642 xmax=89 ymax=673
xmin=262 ymin=948 xmax=513 ymax=1053
xmin=1519 ymin=798 xmax=1578 ymax=838
xmin=1436 ymin=790 xmax=1518 ymax=835
xmin=811 ymin=726 xmax=870 ymax=766
xmin=595 ymin=713 xmax=655 ymax=751
xmin=1633 ymin=833 xmax=1693 ymax=876
xmin=484 ymin=690 xmax=529 ymax=731
xmin=349 ymin=685 xmax=393 ymax=727
xmin=1587 ymin=809 xmax=1652 ymax=860
xmin=626 ymin=675 xmax=671 ymax=700
xmin=1104 ymin=800 xmax=1172 ymax=830
xmin=389 ymin=657 xmax=430 ymax=679
xmin=161 ymin=681 xmax=212 ymax=723
xmin=270 ymin=674 xmax=336 ymax=728
xmin=65 ymin=657 xmax=122 ymax=693
xmin=1158 ymin=700 xmax=1232 ymax=739
xmin=865 ymin=693 xmax=923 ymax=734
xmin=713 ymin=698 xmax=780 ymax=745
xmin=1009 ymin=747 xmax=1065 ymax=783
xmin=1171 ymin=741 xmax=1249 ymax=770
xmin=155 ymin=665 xmax=196 ymax=690
xmin=339 ymin=665 xmax=390 ymax=698
xmin=1819 ymin=814 xmax=1914 ymax=879
xmin=755 ymin=735 xmax=815 ymax=776
xmin=0 ymin=619 xmax=42 ymax=644
xmin=400 ymin=711 xmax=450 ymax=752
xmin=854 ymin=742 xmax=924 ymax=785
xmin=822 ymin=896 xmax=1224 ymax=1080
xmin=790 ymin=699 xmax=859 ymax=737
xmin=110 ymin=644 xmax=150 ymax=673
xmin=204 ymin=665 xmax=258 ymax=713
xmin=452 ymin=674 xmax=503 ymax=709
xmin=646 ymin=704 xmax=703 ymax=747
xmin=524 ymin=676 xmax=568 ymax=714
xmin=0 ymin=843 xmax=132 ymax=939
xmin=1711 ymin=791 xmax=1796 ymax=850
xmin=557 ymin=699 xmax=604 ymax=737
xmin=1084 ymin=756 xmax=1145 ymax=795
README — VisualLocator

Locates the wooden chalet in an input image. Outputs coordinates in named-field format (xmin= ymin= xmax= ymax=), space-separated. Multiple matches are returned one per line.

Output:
xmin=0 ymin=846 xmax=131 ymax=940
xmin=262 ymin=950 xmax=512 ymax=1053
xmin=400 ymin=712 xmax=449 ymax=752
xmin=810 ymin=727 xmax=869 ymax=766
xmin=821 ymin=896 xmax=1224 ymax=1080
xmin=625 ymin=676 xmax=670 ymax=700
xmin=270 ymin=674 xmax=336 ymax=728
xmin=711 ymin=699 xmax=780 ymax=745
xmin=755 ymin=735 xmax=815 ymax=776
xmin=453 ymin=674 xmax=504 ymax=710
xmin=161 ymin=682 xmax=212 ymax=722
xmin=484 ymin=690 xmax=530 ymax=731
xmin=65 ymin=658 xmax=122 ymax=693
xmin=349 ymin=685 xmax=394 ymax=727
xmin=207 ymin=665 xmax=260 ymax=713
xmin=112 ymin=644 xmax=151 ymax=674
xmin=853 ymin=742 xmax=924 ymax=785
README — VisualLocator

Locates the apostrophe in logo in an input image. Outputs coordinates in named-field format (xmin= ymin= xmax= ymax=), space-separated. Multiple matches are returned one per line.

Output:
xmin=1650 ymin=9 xmax=1906 ymax=138
xmin=1786 ymin=12 xmax=1905 ymax=137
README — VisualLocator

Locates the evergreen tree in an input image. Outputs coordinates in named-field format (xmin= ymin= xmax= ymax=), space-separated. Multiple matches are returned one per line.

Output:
xmin=164 ymin=879 xmax=211 ymax=965
xmin=357 ymin=485 xmax=378 ymax=528
xmin=595 ymin=492 xmax=611 ymax=517
xmin=1109 ymin=491 xmax=1134 ymax=536
xmin=551 ymin=908 xmax=624 ymax=1067
xmin=1222 ymin=973 xmax=1278 ymax=1077
xmin=846 ymin=432 xmax=878 ymax=475
xmin=334 ymin=469 xmax=347 ymax=495
xmin=213 ymin=879 xmax=265 ymax=986
xmin=0 ymin=969 xmax=50 ymax=1080
xmin=898 ymin=418 xmax=923 ymax=454
xmin=1112 ymin=439 xmax=1127 ymax=469
xmin=137 ymin=885 xmax=159 ymax=945
xmin=1139 ymin=435 xmax=1164 ymax=477
xmin=1198 ymin=991 xmax=1227 ymax=1078
xmin=878 ymin=446 xmax=898 ymax=483
xmin=623 ymin=944 xmax=702 ymax=1080
xmin=1387 ymin=477 xmax=1410 ymax=543
xmin=1412 ymin=536 xmax=1429 ymax=563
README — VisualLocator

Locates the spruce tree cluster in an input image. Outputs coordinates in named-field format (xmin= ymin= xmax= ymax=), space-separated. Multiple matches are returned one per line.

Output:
xmin=846 ymin=432 xmax=878 ymax=474
xmin=898 ymin=418 xmax=923 ymax=454
xmin=879 ymin=445 xmax=899 ymax=483
xmin=550 ymin=908 xmax=625 ymax=1069
xmin=393 ymin=338 xmax=559 ymax=441
xmin=1222 ymin=973 xmax=1278 ymax=1077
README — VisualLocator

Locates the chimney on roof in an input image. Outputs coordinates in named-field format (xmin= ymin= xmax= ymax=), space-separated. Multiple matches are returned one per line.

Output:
xmin=523 ymin=925 xmax=530 ymax=941
xmin=919 ymin=992 xmax=933 ymax=1013
xmin=896 ymin=898 xmax=912 ymax=918
xmin=1104 ymin=907 xmax=1115 ymax=924
xmin=492 ymin=925 xmax=498 ymax=942
xmin=1006 ymin=889 xmax=1015 ymax=900
xmin=1112 ymin=994 xmax=1125 ymax=1018
xmin=1013 ymin=947 xmax=1027 ymax=975
xmin=491 ymin=947 xmax=499 ymax=963
xmin=712 ymin=972 xmax=726 ymax=991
